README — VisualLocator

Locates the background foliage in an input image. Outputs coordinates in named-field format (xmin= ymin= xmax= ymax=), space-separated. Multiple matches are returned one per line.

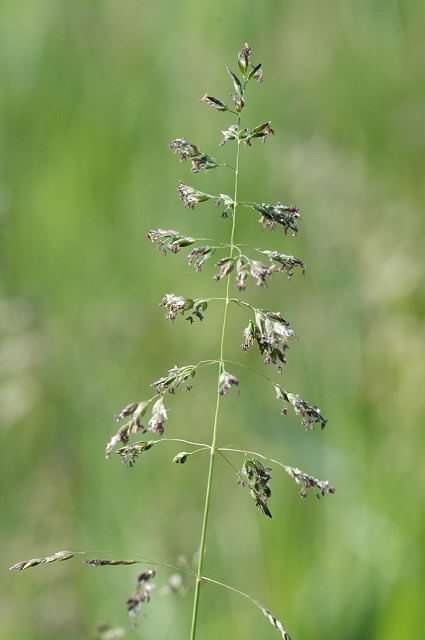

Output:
xmin=1 ymin=1 xmax=424 ymax=638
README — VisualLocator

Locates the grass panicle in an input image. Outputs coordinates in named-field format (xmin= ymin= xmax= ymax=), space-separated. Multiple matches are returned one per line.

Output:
xmin=10 ymin=43 xmax=335 ymax=640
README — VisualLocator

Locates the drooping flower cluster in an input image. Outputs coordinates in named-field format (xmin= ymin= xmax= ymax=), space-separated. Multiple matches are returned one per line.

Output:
xmin=274 ymin=385 xmax=327 ymax=430
xmin=127 ymin=570 xmax=156 ymax=619
xmin=146 ymin=229 xmax=196 ymax=255
xmin=169 ymin=138 xmax=219 ymax=173
xmin=160 ymin=294 xmax=193 ymax=320
xmin=106 ymin=398 xmax=168 ymax=457
xmin=160 ymin=294 xmax=208 ymax=322
xmin=218 ymin=370 xmax=239 ymax=396
xmin=187 ymin=246 xmax=215 ymax=272
xmin=242 ymin=310 xmax=295 ymax=370
xmin=116 ymin=441 xmax=154 ymax=467
xmin=147 ymin=398 xmax=168 ymax=434
xmin=248 ymin=260 xmax=274 ymax=287
xmin=238 ymin=257 xmax=273 ymax=288
xmin=251 ymin=202 xmax=301 ymax=236
xmin=106 ymin=401 xmax=147 ymax=457
xmin=257 ymin=250 xmax=305 ymax=278
xmin=178 ymin=183 xmax=211 ymax=209
xmin=239 ymin=457 xmax=273 ymax=518
xmin=235 ymin=257 xmax=249 ymax=290
xmin=212 ymin=254 xmax=298 ymax=290
xmin=221 ymin=121 xmax=274 ymax=146
xmin=169 ymin=138 xmax=199 ymax=161
xmin=284 ymin=466 xmax=335 ymax=499
xmin=216 ymin=193 xmax=235 ymax=217
xmin=220 ymin=123 xmax=239 ymax=145
xmin=214 ymin=257 xmax=236 ymax=281
xmin=146 ymin=226 xmax=304 ymax=290
xmin=178 ymin=184 xmax=234 ymax=217
xmin=152 ymin=364 xmax=196 ymax=394
xmin=146 ymin=223 xmax=304 ymax=289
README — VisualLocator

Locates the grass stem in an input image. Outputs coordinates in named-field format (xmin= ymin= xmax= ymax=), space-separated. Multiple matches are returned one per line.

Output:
xmin=189 ymin=119 xmax=242 ymax=640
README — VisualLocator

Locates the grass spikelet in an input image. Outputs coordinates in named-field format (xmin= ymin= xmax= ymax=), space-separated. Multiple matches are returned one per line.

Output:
xmin=9 ymin=550 xmax=74 ymax=572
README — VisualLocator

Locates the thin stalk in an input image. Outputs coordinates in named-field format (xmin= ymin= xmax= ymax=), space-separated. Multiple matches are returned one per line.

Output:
xmin=202 ymin=297 xmax=255 ymax=312
xmin=189 ymin=121 xmax=242 ymax=640
xmin=223 ymin=359 xmax=274 ymax=384
xmin=201 ymin=575 xmax=262 ymax=611
xmin=153 ymin=437 xmax=211 ymax=449
xmin=195 ymin=359 xmax=221 ymax=369
xmin=218 ymin=447 xmax=290 ymax=473
xmin=200 ymin=575 xmax=291 ymax=640
xmin=187 ymin=447 xmax=211 ymax=458
xmin=217 ymin=450 xmax=240 ymax=473
xmin=205 ymin=243 xmax=243 ymax=254
xmin=229 ymin=297 xmax=257 ymax=312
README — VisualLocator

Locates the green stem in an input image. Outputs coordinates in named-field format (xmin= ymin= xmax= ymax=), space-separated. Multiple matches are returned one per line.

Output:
xmin=189 ymin=120 xmax=242 ymax=640
xmin=218 ymin=447 xmax=290 ymax=474
xmin=200 ymin=575 xmax=262 ymax=611
xmin=222 ymin=359 xmax=274 ymax=384
xmin=153 ymin=437 xmax=211 ymax=449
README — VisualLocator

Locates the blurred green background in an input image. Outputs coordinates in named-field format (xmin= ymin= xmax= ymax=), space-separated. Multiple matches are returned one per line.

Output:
xmin=1 ymin=1 xmax=424 ymax=639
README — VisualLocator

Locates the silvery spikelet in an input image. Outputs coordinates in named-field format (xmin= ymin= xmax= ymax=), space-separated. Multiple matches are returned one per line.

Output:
xmin=218 ymin=370 xmax=239 ymax=396
xmin=148 ymin=397 xmax=168 ymax=435
xmin=146 ymin=228 xmax=196 ymax=254
xmin=9 ymin=550 xmax=74 ymax=572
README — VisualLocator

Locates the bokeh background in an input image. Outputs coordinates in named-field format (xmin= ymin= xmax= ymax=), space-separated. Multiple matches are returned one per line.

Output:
xmin=1 ymin=1 xmax=424 ymax=639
